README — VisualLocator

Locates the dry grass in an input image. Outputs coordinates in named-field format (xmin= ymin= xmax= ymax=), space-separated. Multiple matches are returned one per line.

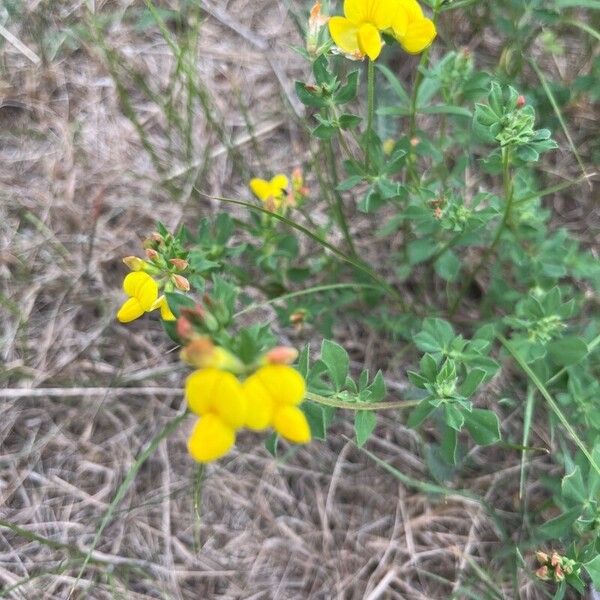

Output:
xmin=1 ymin=1 xmax=597 ymax=598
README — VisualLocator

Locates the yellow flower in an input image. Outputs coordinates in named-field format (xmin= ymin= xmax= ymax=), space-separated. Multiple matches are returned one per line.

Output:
xmin=185 ymin=368 xmax=247 ymax=463
xmin=389 ymin=0 xmax=436 ymax=54
xmin=243 ymin=365 xmax=311 ymax=444
xmin=249 ymin=174 xmax=289 ymax=209
xmin=328 ymin=0 xmax=436 ymax=60
xmin=117 ymin=272 xmax=158 ymax=323
xmin=116 ymin=272 xmax=176 ymax=323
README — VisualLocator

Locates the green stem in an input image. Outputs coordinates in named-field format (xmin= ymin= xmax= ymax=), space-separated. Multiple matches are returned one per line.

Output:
xmin=324 ymin=139 xmax=357 ymax=257
xmin=448 ymin=146 xmax=514 ymax=317
xmin=306 ymin=391 xmax=418 ymax=411
xmin=365 ymin=59 xmax=375 ymax=172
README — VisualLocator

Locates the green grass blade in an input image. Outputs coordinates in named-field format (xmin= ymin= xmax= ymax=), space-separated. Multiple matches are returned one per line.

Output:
xmin=499 ymin=335 xmax=600 ymax=476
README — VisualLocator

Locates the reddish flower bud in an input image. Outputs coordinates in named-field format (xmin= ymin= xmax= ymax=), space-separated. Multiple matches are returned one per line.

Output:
xmin=535 ymin=551 xmax=549 ymax=564
xmin=169 ymin=258 xmax=189 ymax=270
xmin=264 ymin=346 xmax=299 ymax=365
xmin=535 ymin=566 xmax=550 ymax=581
xmin=145 ymin=248 xmax=159 ymax=261
xmin=516 ymin=95 xmax=526 ymax=108
xmin=176 ymin=316 xmax=194 ymax=341
xmin=172 ymin=274 xmax=190 ymax=291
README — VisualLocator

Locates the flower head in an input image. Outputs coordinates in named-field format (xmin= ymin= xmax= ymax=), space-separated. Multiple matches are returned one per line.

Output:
xmin=328 ymin=0 xmax=436 ymax=60
xmin=249 ymin=174 xmax=289 ymax=210
xmin=243 ymin=365 xmax=311 ymax=443
xmin=116 ymin=271 xmax=175 ymax=323
xmin=185 ymin=368 xmax=247 ymax=463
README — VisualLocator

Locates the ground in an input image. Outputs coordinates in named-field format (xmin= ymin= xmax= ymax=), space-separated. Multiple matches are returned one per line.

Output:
xmin=1 ymin=1 xmax=597 ymax=598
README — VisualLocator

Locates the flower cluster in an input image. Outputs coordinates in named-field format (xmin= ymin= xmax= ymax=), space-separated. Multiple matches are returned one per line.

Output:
xmin=184 ymin=346 xmax=311 ymax=463
xmin=249 ymin=168 xmax=308 ymax=212
xmin=535 ymin=550 xmax=579 ymax=583
xmin=116 ymin=230 xmax=190 ymax=324
xmin=328 ymin=0 xmax=436 ymax=61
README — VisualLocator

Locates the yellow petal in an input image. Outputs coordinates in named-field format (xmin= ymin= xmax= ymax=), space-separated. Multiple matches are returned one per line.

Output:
xmin=242 ymin=374 xmax=275 ymax=430
xmin=273 ymin=406 xmax=311 ymax=444
xmin=250 ymin=178 xmax=271 ymax=201
xmin=269 ymin=174 xmax=289 ymax=197
xmin=117 ymin=297 xmax=145 ymax=323
xmin=185 ymin=368 xmax=246 ymax=428
xmin=357 ymin=22 xmax=382 ymax=61
xmin=343 ymin=0 xmax=367 ymax=23
xmin=368 ymin=0 xmax=397 ymax=30
xmin=122 ymin=271 xmax=158 ymax=310
xmin=187 ymin=414 xmax=236 ymax=463
xmin=403 ymin=0 xmax=424 ymax=22
xmin=159 ymin=296 xmax=175 ymax=321
xmin=329 ymin=16 xmax=361 ymax=56
xmin=391 ymin=5 xmax=409 ymax=38
xmin=253 ymin=365 xmax=306 ymax=406
xmin=398 ymin=17 xmax=436 ymax=54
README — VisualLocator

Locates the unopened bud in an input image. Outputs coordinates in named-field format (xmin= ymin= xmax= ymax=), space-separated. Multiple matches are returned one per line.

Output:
xmin=554 ymin=564 xmax=564 ymax=581
xmin=550 ymin=552 xmax=560 ymax=567
xmin=263 ymin=346 xmax=299 ymax=365
xmin=410 ymin=137 xmax=420 ymax=147
xmin=145 ymin=248 xmax=159 ymax=261
xmin=382 ymin=138 xmax=395 ymax=155
xmin=122 ymin=256 xmax=145 ymax=271
xmin=535 ymin=551 xmax=549 ymax=564
xmin=150 ymin=232 xmax=163 ymax=243
xmin=169 ymin=258 xmax=189 ymax=270
xmin=172 ymin=274 xmax=190 ymax=292
xmin=180 ymin=337 xmax=243 ymax=373
xmin=290 ymin=310 xmax=307 ymax=325
xmin=176 ymin=316 xmax=194 ymax=341
xmin=516 ymin=95 xmax=526 ymax=108
xmin=535 ymin=566 xmax=550 ymax=581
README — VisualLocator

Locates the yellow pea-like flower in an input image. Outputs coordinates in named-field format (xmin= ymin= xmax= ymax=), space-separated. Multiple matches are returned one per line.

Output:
xmin=329 ymin=0 xmax=436 ymax=60
xmin=116 ymin=272 xmax=176 ymax=323
xmin=187 ymin=414 xmax=236 ymax=463
xmin=185 ymin=368 xmax=247 ymax=429
xmin=273 ymin=405 xmax=311 ymax=444
xmin=243 ymin=365 xmax=311 ymax=444
xmin=117 ymin=272 xmax=159 ymax=323
xmin=249 ymin=174 xmax=289 ymax=209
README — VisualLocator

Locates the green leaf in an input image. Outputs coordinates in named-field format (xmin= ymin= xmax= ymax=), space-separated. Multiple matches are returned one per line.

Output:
xmin=334 ymin=70 xmax=359 ymax=104
xmin=320 ymin=339 xmax=349 ymax=392
xmin=444 ymin=404 xmax=465 ymax=432
xmin=265 ymin=432 xmax=278 ymax=457
xmin=434 ymin=251 xmax=461 ymax=282
xmin=440 ymin=423 xmax=459 ymax=464
xmin=301 ymin=401 xmax=329 ymax=440
xmin=295 ymin=81 xmax=328 ymax=108
xmin=338 ymin=113 xmax=362 ymax=130
xmin=547 ymin=337 xmax=589 ymax=366
xmin=562 ymin=465 xmax=587 ymax=504
xmin=460 ymin=368 xmax=487 ymax=397
xmin=312 ymin=122 xmax=338 ymax=139
xmin=407 ymin=399 xmax=436 ymax=428
xmin=367 ymin=371 xmax=386 ymax=402
xmin=355 ymin=411 xmax=377 ymax=447
xmin=376 ymin=63 xmax=410 ymax=105
xmin=164 ymin=291 xmax=195 ymax=318
xmin=538 ymin=507 xmax=580 ymax=539
xmin=336 ymin=175 xmax=363 ymax=191
xmin=584 ymin=555 xmax=600 ymax=588
xmin=464 ymin=409 xmax=501 ymax=445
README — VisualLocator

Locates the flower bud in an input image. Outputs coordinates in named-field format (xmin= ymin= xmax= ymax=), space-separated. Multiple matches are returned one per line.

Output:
xmin=554 ymin=564 xmax=564 ymax=581
xmin=516 ymin=95 xmax=526 ymax=108
xmin=145 ymin=248 xmax=159 ymax=261
xmin=150 ymin=232 xmax=163 ymax=243
xmin=176 ymin=316 xmax=194 ymax=341
xmin=122 ymin=256 xmax=145 ymax=271
xmin=410 ymin=137 xmax=420 ymax=147
xmin=263 ymin=346 xmax=299 ymax=365
xmin=535 ymin=551 xmax=549 ymax=564
xmin=172 ymin=274 xmax=190 ymax=292
xmin=535 ymin=566 xmax=550 ymax=581
xmin=550 ymin=552 xmax=560 ymax=567
xmin=169 ymin=258 xmax=189 ymax=271
xmin=181 ymin=337 xmax=244 ymax=373
xmin=383 ymin=138 xmax=395 ymax=155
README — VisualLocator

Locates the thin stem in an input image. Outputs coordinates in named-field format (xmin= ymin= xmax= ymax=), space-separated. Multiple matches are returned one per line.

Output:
xmin=324 ymin=139 xmax=358 ymax=257
xmin=448 ymin=146 xmax=514 ymax=317
xmin=365 ymin=59 xmax=375 ymax=172
xmin=305 ymin=391 xmax=418 ymax=411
